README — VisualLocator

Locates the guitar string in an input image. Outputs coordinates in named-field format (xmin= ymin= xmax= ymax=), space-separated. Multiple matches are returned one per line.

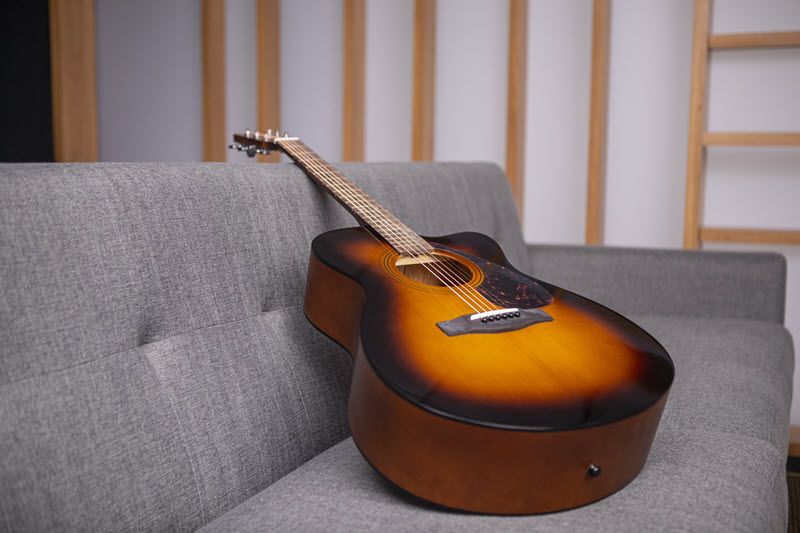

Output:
xmin=287 ymin=144 xmax=507 ymax=317
xmin=282 ymin=140 xmax=499 ymax=314
xmin=274 ymin=138 xmax=584 ymax=394
xmin=283 ymin=141 xmax=491 ymax=314
xmin=282 ymin=141 xmax=583 ymax=394
xmin=283 ymin=143 xmax=496 ymax=315
xmin=280 ymin=139 xmax=493 ymax=313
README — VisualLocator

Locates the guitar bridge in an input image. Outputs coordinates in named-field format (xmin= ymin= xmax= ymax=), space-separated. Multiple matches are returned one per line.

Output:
xmin=436 ymin=308 xmax=553 ymax=337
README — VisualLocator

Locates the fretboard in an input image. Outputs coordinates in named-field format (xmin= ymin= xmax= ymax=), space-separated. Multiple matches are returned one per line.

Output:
xmin=277 ymin=138 xmax=433 ymax=256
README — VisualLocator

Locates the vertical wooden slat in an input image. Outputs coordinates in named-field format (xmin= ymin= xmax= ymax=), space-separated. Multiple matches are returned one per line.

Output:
xmin=683 ymin=0 xmax=711 ymax=249
xmin=343 ymin=0 xmax=366 ymax=161
xmin=505 ymin=0 xmax=528 ymax=218
xmin=257 ymin=0 xmax=281 ymax=163
xmin=584 ymin=0 xmax=610 ymax=245
xmin=202 ymin=0 xmax=226 ymax=162
xmin=412 ymin=0 xmax=436 ymax=161
xmin=48 ymin=0 xmax=98 ymax=162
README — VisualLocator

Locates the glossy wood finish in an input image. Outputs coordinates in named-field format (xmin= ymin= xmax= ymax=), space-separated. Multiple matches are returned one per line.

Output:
xmin=350 ymin=348 xmax=667 ymax=514
xmin=304 ymin=227 xmax=673 ymax=513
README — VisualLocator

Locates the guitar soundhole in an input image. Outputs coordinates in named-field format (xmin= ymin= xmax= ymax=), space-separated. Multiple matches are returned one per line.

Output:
xmin=396 ymin=256 xmax=474 ymax=287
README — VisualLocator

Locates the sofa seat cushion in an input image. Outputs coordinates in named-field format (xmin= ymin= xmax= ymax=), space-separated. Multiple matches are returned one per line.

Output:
xmin=200 ymin=316 xmax=792 ymax=532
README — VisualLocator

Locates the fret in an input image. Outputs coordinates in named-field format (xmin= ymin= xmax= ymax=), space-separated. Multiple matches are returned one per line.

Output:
xmin=278 ymin=139 xmax=434 ymax=255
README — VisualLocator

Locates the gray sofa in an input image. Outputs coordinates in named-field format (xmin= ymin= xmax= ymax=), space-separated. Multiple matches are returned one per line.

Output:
xmin=0 ymin=161 xmax=792 ymax=532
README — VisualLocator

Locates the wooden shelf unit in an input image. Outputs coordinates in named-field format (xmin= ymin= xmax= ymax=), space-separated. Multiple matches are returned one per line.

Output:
xmin=701 ymin=227 xmax=800 ymax=246
xmin=702 ymin=132 xmax=800 ymax=147
xmin=683 ymin=0 xmax=800 ymax=249
xmin=709 ymin=30 xmax=800 ymax=50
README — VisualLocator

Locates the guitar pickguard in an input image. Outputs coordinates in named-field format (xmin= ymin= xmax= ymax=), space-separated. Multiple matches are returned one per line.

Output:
xmin=432 ymin=244 xmax=554 ymax=310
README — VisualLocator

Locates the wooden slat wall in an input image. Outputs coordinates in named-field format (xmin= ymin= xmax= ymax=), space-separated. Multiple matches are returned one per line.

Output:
xmin=585 ymin=0 xmax=610 ymax=245
xmin=412 ymin=0 xmax=436 ymax=161
xmin=202 ymin=0 xmax=227 ymax=162
xmin=343 ymin=0 xmax=366 ymax=161
xmin=505 ymin=0 xmax=528 ymax=217
xmin=48 ymin=0 xmax=98 ymax=162
xmin=683 ymin=0 xmax=711 ymax=249
xmin=256 ymin=0 xmax=281 ymax=162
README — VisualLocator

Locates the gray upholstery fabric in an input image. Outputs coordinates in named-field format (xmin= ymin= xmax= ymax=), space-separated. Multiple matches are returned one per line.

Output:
xmin=0 ymin=161 xmax=524 ymax=385
xmin=0 ymin=162 xmax=791 ymax=531
xmin=527 ymin=244 xmax=787 ymax=324
xmin=200 ymin=315 xmax=794 ymax=533
xmin=0 ymin=162 xmax=525 ymax=531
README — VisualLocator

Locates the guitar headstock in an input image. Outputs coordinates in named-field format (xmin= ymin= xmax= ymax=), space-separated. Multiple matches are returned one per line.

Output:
xmin=229 ymin=129 xmax=295 ymax=157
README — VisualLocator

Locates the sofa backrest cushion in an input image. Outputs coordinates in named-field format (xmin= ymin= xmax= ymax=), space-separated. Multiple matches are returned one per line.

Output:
xmin=0 ymin=161 xmax=525 ymax=530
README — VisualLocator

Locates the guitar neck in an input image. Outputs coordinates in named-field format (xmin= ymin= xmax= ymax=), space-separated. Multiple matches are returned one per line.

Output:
xmin=276 ymin=138 xmax=433 ymax=256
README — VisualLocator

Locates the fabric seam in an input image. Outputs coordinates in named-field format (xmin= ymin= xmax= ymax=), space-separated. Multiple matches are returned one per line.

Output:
xmin=1 ymin=304 xmax=304 ymax=387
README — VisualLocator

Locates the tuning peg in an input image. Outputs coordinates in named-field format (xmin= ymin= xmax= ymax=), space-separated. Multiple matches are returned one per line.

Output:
xmin=244 ymin=129 xmax=253 ymax=139
xmin=266 ymin=129 xmax=273 ymax=135
xmin=228 ymin=142 xmax=242 ymax=150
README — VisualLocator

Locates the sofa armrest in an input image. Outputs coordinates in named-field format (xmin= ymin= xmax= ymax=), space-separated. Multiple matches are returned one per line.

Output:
xmin=526 ymin=244 xmax=787 ymax=323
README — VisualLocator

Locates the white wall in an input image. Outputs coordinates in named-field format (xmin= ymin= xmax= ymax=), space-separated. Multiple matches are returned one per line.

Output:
xmin=604 ymin=0 xmax=693 ymax=248
xmin=96 ymin=0 xmax=203 ymax=161
xmin=434 ymin=0 xmax=508 ymax=166
xmin=96 ymin=0 xmax=800 ymax=421
xmin=524 ymin=0 xmax=592 ymax=244
xmin=281 ymin=0 xmax=343 ymax=162
xmin=365 ymin=0 xmax=413 ymax=161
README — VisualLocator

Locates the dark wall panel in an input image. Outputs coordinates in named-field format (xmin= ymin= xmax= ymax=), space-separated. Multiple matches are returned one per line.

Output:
xmin=1 ymin=1 xmax=54 ymax=162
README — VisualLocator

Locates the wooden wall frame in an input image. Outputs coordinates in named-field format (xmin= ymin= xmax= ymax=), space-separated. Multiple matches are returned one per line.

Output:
xmin=343 ymin=0 xmax=366 ymax=161
xmin=202 ymin=0 xmax=227 ymax=162
xmin=585 ymin=0 xmax=610 ymax=245
xmin=256 ymin=0 xmax=281 ymax=163
xmin=683 ymin=0 xmax=799 ymax=249
xmin=505 ymin=0 xmax=528 ymax=218
xmin=48 ymin=0 xmax=98 ymax=162
xmin=412 ymin=0 xmax=436 ymax=161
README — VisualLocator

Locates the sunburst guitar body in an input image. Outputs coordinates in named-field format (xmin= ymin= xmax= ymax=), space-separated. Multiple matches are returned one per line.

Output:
xmin=230 ymin=130 xmax=674 ymax=515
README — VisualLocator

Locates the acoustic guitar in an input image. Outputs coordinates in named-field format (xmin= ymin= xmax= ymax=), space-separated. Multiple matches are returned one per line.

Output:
xmin=230 ymin=130 xmax=674 ymax=514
